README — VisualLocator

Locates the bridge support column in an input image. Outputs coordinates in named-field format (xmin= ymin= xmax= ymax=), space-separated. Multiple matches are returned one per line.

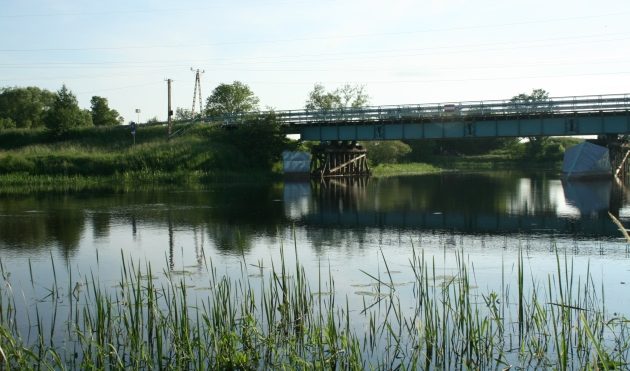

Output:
xmin=601 ymin=135 xmax=630 ymax=178
xmin=310 ymin=141 xmax=370 ymax=178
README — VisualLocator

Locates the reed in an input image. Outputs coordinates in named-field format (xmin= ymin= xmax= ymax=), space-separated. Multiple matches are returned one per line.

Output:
xmin=0 ymin=242 xmax=628 ymax=369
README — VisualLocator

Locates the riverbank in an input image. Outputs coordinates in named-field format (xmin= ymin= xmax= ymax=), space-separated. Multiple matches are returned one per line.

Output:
xmin=0 ymin=122 xmax=290 ymax=186
xmin=0 ymin=124 xmax=576 ymax=185
xmin=370 ymin=156 xmax=563 ymax=177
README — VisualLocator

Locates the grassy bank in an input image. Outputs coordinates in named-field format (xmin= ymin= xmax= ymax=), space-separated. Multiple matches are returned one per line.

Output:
xmin=0 ymin=122 xmax=291 ymax=186
xmin=0 ymin=124 xmax=581 ymax=184
xmin=371 ymin=162 xmax=442 ymax=177
xmin=0 ymin=244 xmax=627 ymax=369
xmin=432 ymin=154 xmax=563 ymax=172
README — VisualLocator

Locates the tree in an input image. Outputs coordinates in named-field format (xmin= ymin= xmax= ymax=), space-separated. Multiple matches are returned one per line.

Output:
xmin=510 ymin=88 xmax=552 ymax=112
xmin=175 ymin=107 xmax=193 ymax=121
xmin=363 ymin=141 xmax=412 ymax=164
xmin=0 ymin=86 xmax=56 ymax=128
xmin=305 ymin=83 xmax=369 ymax=110
xmin=205 ymin=81 xmax=260 ymax=116
xmin=45 ymin=85 xmax=92 ymax=135
xmin=90 ymin=96 xmax=123 ymax=126
xmin=511 ymin=89 xmax=553 ymax=157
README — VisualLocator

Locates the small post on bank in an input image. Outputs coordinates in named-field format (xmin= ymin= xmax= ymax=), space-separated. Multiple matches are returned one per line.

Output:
xmin=166 ymin=78 xmax=173 ymax=137
xmin=130 ymin=121 xmax=136 ymax=145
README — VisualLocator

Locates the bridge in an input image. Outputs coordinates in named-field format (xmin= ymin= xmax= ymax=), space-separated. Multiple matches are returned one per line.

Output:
xmin=217 ymin=93 xmax=630 ymax=177
xmin=219 ymin=93 xmax=630 ymax=141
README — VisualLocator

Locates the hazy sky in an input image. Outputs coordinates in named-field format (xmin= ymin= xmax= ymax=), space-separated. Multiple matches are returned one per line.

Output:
xmin=2 ymin=0 xmax=629 ymax=122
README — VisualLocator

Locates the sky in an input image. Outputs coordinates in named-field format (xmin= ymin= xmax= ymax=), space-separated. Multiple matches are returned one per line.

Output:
xmin=1 ymin=0 xmax=630 ymax=123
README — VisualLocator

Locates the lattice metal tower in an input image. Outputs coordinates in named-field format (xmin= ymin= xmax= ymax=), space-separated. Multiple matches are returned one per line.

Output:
xmin=190 ymin=68 xmax=205 ymax=118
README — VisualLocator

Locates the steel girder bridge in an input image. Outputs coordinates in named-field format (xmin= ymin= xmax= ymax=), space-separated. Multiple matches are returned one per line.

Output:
xmin=217 ymin=94 xmax=630 ymax=176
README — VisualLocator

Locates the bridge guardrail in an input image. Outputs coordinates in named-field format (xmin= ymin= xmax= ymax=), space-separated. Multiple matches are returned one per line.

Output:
xmin=211 ymin=93 xmax=630 ymax=126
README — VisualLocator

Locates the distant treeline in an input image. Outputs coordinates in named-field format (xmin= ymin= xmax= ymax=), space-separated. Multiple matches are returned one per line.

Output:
xmin=0 ymin=85 xmax=123 ymax=135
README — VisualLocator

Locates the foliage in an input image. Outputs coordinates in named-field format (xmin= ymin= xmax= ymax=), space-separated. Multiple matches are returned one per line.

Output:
xmin=371 ymin=162 xmax=441 ymax=177
xmin=175 ymin=107 xmax=193 ymax=121
xmin=523 ymin=137 xmax=575 ymax=160
xmin=406 ymin=138 xmax=519 ymax=160
xmin=510 ymin=88 xmax=551 ymax=110
xmin=214 ymin=113 xmax=296 ymax=168
xmin=0 ymin=86 xmax=55 ymax=129
xmin=0 ymin=117 xmax=16 ymax=129
xmin=205 ymin=81 xmax=260 ymax=116
xmin=0 ymin=116 xmax=293 ymax=178
xmin=511 ymin=89 xmax=553 ymax=151
xmin=90 ymin=96 xmax=123 ymax=126
xmin=44 ymin=85 xmax=92 ymax=135
xmin=362 ymin=140 xmax=412 ymax=164
xmin=305 ymin=83 xmax=369 ymax=110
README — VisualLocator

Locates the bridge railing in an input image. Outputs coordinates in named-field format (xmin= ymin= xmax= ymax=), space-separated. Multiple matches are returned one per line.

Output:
xmin=211 ymin=94 xmax=630 ymax=126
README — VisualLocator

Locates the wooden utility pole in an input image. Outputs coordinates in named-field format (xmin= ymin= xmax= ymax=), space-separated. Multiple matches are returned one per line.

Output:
xmin=166 ymin=78 xmax=173 ymax=137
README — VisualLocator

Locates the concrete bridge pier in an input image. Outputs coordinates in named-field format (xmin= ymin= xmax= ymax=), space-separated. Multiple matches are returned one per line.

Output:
xmin=310 ymin=141 xmax=370 ymax=178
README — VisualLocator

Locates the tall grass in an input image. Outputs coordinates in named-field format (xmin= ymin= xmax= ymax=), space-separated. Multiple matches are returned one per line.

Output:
xmin=0 ymin=122 xmax=291 ymax=182
xmin=0 ymin=242 xmax=628 ymax=369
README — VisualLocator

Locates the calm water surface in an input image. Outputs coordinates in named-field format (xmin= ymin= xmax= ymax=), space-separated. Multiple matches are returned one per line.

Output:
xmin=2 ymin=171 xmax=630 ymax=336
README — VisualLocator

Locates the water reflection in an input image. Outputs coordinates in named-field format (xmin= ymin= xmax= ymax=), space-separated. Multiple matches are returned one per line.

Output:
xmin=0 ymin=173 xmax=627 ymax=260
xmin=562 ymin=178 xmax=619 ymax=216
xmin=284 ymin=173 xmax=626 ymax=237
xmin=0 ymin=185 xmax=286 ymax=259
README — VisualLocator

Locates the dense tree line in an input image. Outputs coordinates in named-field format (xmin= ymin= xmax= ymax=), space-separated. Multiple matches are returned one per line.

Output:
xmin=0 ymin=85 xmax=122 ymax=135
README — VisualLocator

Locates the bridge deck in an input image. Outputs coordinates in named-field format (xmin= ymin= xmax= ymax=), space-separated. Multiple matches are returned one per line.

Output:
xmin=216 ymin=94 xmax=630 ymax=141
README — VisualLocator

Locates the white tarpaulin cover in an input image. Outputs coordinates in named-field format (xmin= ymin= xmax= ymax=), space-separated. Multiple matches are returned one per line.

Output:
xmin=562 ymin=142 xmax=611 ymax=178
xmin=282 ymin=151 xmax=311 ymax=173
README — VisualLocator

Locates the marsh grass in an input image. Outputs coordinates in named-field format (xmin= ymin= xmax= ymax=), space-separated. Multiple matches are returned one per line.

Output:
xmin=0 ymin=241 xmax=628 ymax=369
xmin=371 ymin=163 xmax=442 ymax=177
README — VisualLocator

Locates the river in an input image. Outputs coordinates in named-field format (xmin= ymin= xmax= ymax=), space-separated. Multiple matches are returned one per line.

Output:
xmin=1 ymin=171 xmax=629 ymax=366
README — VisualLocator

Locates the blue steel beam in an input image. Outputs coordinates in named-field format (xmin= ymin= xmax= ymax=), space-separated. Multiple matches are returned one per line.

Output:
xmin=294 ymin=112 xmax=630 ymax=141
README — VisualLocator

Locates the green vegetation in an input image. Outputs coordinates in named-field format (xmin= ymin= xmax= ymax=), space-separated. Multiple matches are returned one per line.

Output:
xmin=0 ymin=244 xmax=627 ymax=369
xmin=371 ymin=162 xmax=441 ymax=177
xmin=305 ymin=83 xmax=369 ymax=110
xmin=363 ymin=136 xmax=582 ymax=174
xmin=90 ymin=96 xmax=123 ymax=127
xmin=205 ymin=81 xmax=260 ymax=116
xmin=0 ymin=119 xmax=293 ymax=185
xmin=44 ymin=85 xmax=93 ymax=135
xmin=0 ymin=86 xmax=55 ymax=129
xmin=0 ymin=83 xmax=586 ymax=181
xmin=1 ymin=85 xmax=125 ymax=134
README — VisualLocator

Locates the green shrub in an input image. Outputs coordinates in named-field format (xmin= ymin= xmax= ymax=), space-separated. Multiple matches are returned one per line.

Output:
xmin=362 ymin=140 xmax=411 ymax=165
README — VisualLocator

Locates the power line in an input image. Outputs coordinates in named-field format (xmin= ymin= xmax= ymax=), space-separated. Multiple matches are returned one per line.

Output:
xmin=1 ymin=31 xmax=628 ymax=70
xmin=0 ymin=0 xmax=334 ymax=18
xmin=1 ymin=11 xmax=628 ymax=53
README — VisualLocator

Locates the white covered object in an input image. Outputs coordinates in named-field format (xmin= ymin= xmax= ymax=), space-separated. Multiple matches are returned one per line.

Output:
xmin=282 ymin=151 xmax=311 ymax=173
xmin=562 ymin=142 xmax=611 ymax=178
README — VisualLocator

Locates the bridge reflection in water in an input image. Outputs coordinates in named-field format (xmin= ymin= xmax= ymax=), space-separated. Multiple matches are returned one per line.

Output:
xmin=283 ymin=174 xmax=626 ymax=237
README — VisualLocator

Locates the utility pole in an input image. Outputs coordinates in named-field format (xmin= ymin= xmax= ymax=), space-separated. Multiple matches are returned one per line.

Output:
xmin=190 ymin=68 xmax=205 ymax=119
xmin=166 ymin=78 xmax=173 ymax=137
